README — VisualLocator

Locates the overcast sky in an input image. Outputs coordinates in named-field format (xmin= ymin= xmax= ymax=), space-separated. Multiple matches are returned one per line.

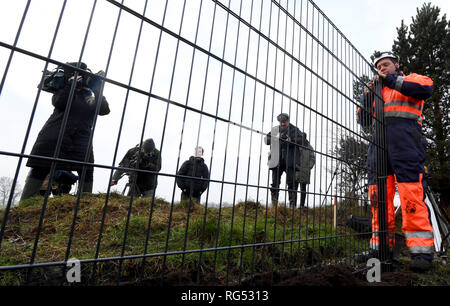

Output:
xmin=314 ymin=0 xmax=450 ymax=60
xmin=0 ymin=0 xmax=448 ymax=208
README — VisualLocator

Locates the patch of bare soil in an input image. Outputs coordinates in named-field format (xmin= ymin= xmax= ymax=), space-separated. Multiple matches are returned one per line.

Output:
xmin=243 ymin=266 xmax=368 ymax=286
xmin=128 ymin=260 xmax=449 ymax=286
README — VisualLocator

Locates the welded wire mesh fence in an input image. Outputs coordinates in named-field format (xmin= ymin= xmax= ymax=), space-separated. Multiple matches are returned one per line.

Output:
xmin=0 ymin=0 xmax=386 ymax=285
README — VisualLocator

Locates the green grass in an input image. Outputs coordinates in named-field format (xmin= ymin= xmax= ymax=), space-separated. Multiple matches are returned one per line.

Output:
xmin=0 ymin=193 xmax=376 ymax=285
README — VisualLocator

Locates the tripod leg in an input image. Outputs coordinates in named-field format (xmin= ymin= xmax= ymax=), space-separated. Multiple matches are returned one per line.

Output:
xmin=122 ymin=183 xmax=129 ymax=196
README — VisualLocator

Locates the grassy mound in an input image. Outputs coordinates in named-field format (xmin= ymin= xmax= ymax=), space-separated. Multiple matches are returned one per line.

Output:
xmin=0 ymin=193 xmax=372 ymax=285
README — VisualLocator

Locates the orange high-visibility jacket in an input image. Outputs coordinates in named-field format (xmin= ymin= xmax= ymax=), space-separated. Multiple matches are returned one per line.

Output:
xmin=382 ymin=73 xmax=433 ymax=124
xmin=357 ymin=72 xmax=433 ymax=126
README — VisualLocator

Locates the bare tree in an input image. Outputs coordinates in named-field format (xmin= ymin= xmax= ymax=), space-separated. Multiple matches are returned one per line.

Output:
xmin=0 ymin=176 xmax=22 ymax=206
xmin=331 ymin=133 xmax=369 ymax=197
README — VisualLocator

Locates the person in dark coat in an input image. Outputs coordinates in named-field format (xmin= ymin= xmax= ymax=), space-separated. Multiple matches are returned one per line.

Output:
xmin=176 ymin=146 xmax=210 ymax=203
xmin=110 ymin=138 xmax=161 ymax=198
xmin=21 ymin=62 xmax=110 ymax=201
xmin=265 ymin=113 xmax=307 ymax=208
xmin=295 ymin=139 xmax=315 ymax=207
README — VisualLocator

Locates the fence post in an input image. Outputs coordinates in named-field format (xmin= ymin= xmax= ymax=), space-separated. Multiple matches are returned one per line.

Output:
xmin=374 ymin=77 xmax=391 ymax=272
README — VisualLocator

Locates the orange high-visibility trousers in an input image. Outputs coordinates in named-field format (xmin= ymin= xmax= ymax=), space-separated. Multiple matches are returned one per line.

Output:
xmin=369 ymin=174 xmax=434 ymax=256
xmin=369 ymin=175 xmax=396 ymax=250
xmin=367 ymin=118 xmax=434 ymax=260
xmin=396 ymin=173 xmax=434 ymax=255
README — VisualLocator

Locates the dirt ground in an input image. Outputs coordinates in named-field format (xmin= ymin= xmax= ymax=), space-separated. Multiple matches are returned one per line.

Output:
xmin=122 ymin=257 xmax=449 ymax=286
xmin=244 ymin=259 xmax=449 ymax=286
xmin=18 ymin=253 xmax=449 ymax=286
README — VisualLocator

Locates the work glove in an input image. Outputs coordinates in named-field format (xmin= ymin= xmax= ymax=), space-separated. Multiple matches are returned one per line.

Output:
xmin=383 ymin=73 xmax=399 ymax=90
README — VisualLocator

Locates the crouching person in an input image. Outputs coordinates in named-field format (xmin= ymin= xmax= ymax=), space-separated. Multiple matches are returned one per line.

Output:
xmin=39 ymin=170 xmax=79 ymax=196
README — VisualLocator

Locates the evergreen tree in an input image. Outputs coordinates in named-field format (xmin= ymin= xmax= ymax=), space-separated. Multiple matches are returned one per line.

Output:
xmin=392 ymin=3 xmax=450 ymax=206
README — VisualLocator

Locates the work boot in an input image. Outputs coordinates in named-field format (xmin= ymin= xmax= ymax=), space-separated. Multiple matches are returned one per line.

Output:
xmin=81 ymin=181 xmax=93 ymax=193
xmin=20 ymin=176 xmax=44 ymax=201
xmin=410 ymin=257 xmax=432 ymax=273
xmin=289 ymin=199 xmax=296 ymax=209
xmin=288 ymin=192 xmax=297 ymax=209
xmin=356 ymin=249 xmax=396 ymax=264
xmin=271 ymin=192 xmax=278 ymax=207
xmin=355 ymin=249 xmax=379 ymax=263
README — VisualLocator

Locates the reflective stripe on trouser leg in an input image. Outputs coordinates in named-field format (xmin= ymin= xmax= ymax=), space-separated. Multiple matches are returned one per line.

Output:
xmin=369 ymin=175 xmax=396 ymax=250
xmin=404 ymin=232 xmax=434 ymax=254
xmin=397 ymin=173 xmax=434 ymax=254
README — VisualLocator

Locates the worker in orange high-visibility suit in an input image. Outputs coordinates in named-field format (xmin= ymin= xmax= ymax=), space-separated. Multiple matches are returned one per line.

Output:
xmin=357 ymin=51 xmax=434 ymax=272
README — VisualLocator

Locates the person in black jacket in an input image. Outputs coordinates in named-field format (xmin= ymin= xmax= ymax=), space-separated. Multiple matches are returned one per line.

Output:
xmin=21 ymin=62 xmax=110 ymax=201
xmin=111 ymin=138 xmax=161 ymax=198
xmin=176 ymin=146 xmax=210 ymax=203
xmin=265 ymin=113 xmax=306 ymax=208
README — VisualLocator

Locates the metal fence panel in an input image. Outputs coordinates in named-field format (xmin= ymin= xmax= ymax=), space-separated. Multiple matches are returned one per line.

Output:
xmin=0 ymin=0 xmax=386 ymax=286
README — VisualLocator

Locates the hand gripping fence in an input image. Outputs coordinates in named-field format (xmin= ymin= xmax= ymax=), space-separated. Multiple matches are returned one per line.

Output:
xmin=0 ymin=0 xmax=390 ymax=285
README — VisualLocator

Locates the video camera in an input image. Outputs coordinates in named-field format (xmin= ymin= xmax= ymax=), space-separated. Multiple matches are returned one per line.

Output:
xmin=40 ymin=66 xmax=66 ymax=93
xmin=280 ymin=133 xmax=288 ymax=140
xmin=129 ymin=150 xmax=155 ymax=170
xmin=121 ymin=150 xmax=155 ymax=187
xmin=39 ymin=62 xmax=104 ymax=93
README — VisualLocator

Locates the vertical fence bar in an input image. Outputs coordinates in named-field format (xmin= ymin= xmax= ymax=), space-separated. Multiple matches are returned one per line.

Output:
xmin=191 ymin=0 xmax=220 ymax=285
xmin=269 ymin=0 xmax=282 ymax=285
xmin=260 ymin=0 xmax=274 ymax=284
xmin=88 ymin=0 xmax=128 ymax=284
xmin=224 ymin=0 xmax=245 ymax=286
xmin=210 ymin=0 xmax=232 ymax=284
xmin=139 ymin=0 xmax=192 ymax=285
xmin=157 ymin=0 xmax=189 ymax=284
xmin=237 ymin=0 xmax=257 ymax=285
xmin=374 ymin=77 xmax=390 ymax=271
xmin=113 ymin=0 xmax=151 ymax=285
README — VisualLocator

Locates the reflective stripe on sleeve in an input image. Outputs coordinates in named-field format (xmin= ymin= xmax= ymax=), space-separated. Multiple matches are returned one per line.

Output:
xmin=404 ymin=232 xmax=434 ymax=239
xmin=395 ymin=76 xmax=404 ymax=91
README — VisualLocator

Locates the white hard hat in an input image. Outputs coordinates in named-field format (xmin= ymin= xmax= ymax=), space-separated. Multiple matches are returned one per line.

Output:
xmin=372 ymin=51 xmax=398 ymax=67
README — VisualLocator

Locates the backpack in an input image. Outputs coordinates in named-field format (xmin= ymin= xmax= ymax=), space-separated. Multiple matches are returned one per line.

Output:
xmin=306 ymin=140 xmax=315 ymax=170
xmin=346 ymin=215 xmax=372 ymax=239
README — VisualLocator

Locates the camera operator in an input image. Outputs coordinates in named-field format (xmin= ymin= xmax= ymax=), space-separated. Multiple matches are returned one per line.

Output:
xmin=21 ymin=62 xmax=110 ymax=201
xmin=110 ymin=138 xmax=161 ymax=198
xmin=265 ymin=113 xmax=307 ymax=208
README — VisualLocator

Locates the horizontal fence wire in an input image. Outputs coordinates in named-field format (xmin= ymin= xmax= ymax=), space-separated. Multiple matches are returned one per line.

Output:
xmin=0 ymin=0 xmax=388 ymax=286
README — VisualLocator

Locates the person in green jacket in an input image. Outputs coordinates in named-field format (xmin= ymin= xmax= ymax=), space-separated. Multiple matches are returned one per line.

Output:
xmin=295 ymin=139 xmax=315 ymax=207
